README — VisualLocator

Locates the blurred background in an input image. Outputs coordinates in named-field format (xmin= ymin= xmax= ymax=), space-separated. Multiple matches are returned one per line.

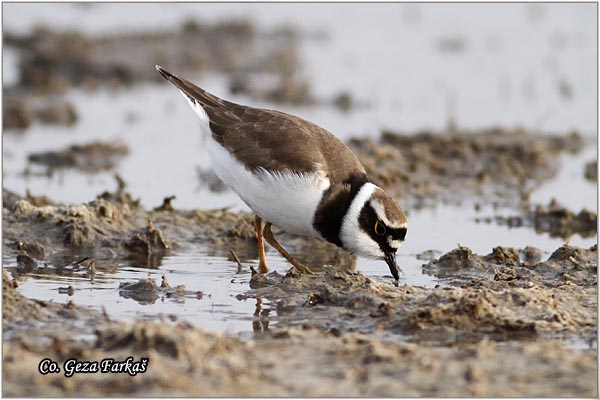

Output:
xmin=3 ymin=2 xmax=597 ymax=209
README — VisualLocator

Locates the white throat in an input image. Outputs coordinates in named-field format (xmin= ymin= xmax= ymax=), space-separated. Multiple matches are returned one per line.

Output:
xmin=339 ymin=182 xmax=383 ymax=259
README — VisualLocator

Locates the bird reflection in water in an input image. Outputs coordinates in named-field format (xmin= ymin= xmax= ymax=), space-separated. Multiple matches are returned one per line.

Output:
xmin=252 ymin=297 xmax=270 ymax=333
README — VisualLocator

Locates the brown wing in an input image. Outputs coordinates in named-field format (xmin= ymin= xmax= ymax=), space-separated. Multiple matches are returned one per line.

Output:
xmin=156 ymin=66 xmax=367 ymax=184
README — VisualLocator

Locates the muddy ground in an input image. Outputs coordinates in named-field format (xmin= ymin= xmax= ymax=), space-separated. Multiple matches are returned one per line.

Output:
xmin=4 ymin=8 xmax=597 ymax=395
xmin=2 ymin=173 xmax=598 ymax=396
xmin=3 ymin=126 xmax=598 ymax=396
xmin=3 ymin=26 xmax=599 ymax=394
xmin=4 ymin=20 xmax=362 ymax=131
xmin=3 ymin=269 xmax=596 ymax=397
xmin=349 ymin=127 xmax=585 ymax=209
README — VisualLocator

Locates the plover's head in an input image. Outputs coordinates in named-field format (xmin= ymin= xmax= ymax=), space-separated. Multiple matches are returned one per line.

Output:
xmin=340 ymin=183 xmax=407 ymax=280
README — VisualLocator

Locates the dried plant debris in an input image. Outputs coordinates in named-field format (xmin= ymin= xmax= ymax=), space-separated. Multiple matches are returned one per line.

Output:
xmin=24 ymin=189 xmax=55 ymax=207
xmin=485 ymin=199 xmax=597 ymax=239
xmin=349 ymin=128 xmax=584 ymax=208
xmin=27 ymin=141 xmax=129 ymax=173
xmin=124 ymin=220 xmax=169 ymax=269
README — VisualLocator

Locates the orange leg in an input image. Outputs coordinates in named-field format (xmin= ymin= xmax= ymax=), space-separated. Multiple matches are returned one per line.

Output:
xmin=255 ymin=215 xmax=269 ymax=274
xmin=263 ymin=223 xmax=314 ymax=275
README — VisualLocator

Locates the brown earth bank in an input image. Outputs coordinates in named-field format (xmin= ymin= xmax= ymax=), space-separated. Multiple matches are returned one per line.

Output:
xmin=2 ymin=187 xmax=597 ymax=396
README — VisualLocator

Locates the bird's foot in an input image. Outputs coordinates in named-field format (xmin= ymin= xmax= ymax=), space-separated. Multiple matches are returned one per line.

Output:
xmin=258 ymin=260 xmax=269 ymax=275
xmin=292 ymin=262 xmax=314 ymax=275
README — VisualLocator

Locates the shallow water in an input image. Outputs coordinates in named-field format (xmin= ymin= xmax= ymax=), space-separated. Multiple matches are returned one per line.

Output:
xmin=4 ymin=200 xmax=596 ymax=339
xmin=2 ymin=3 xmax=597 ymax=339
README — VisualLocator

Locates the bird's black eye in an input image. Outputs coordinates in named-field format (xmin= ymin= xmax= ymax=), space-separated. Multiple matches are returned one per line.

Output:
xmin=374 ymin=220 xmax=386 ymax=236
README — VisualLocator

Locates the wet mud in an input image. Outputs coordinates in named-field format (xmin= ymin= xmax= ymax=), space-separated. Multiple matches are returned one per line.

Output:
xmin=3 ymin=96 xmax=78 ymax=130
xmin=3 ymin=20 xmax=315 ymax=132
xmin=3 ymin=18 xmax=369 ymax=132
xmin=118 ymin=275 xmax=189 ymax=305
xmin=4 ymin=21 xmax=307 ymax=97
xmin=485 ymin=199 xmax=597 ymax=239
xmin=3 ymin=8 xmax=596 ymax=395
xmin=245 ymin=243 xmax=597 ymax=345
xmin=585 ymin=160 xmax=597 ymax=182
xmin=3 ymin=251 xmax=597 ymax=397
xmin=27 ymin=140 xmax=129 ymax=173
xmin=350 ymin=128 xmax=584 ymax=209
xmin=3 ymin=180 xmax=597 ymax=396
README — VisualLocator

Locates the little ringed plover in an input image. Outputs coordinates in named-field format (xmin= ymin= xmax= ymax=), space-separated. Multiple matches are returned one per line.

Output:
xmin=156 ymin=66 xmax=407 ymax=280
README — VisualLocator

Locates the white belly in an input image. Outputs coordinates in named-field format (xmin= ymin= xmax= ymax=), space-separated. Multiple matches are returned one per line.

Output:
xmin=206 ymin=137 xmax=330 ymax=238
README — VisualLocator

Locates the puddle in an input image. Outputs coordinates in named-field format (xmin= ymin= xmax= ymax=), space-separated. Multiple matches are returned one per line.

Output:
xmin=2 ymin=244 xmax=436 ymax=339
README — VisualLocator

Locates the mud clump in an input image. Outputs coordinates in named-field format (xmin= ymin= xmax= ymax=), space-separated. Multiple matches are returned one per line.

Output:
xmin=433 ymin=246 xmax=484 ymax=269
xmin=28 ymin=141 xmax=129 ymax=173
xmin=118 ymin=276 xmax=185 ymax=305
xmin=3 ymin=191 xmax=134 ymax=258
xmin=424 ymin=243 xmax=597 ymax=288
xmin=531 ymin=201 xmax=597 ymax=238
xmin=124 ymin=220 xmax=169 ymax=257
xmin=2 ymin=188 xmax=269 ymax=268
xmin=15 ymin=240 xmax=46 ymax=260
xmin=3 ymin=97 xmax=77 ymax=130
xmin=489 ymin=199 xmax=597 ymax=239
xmin=349 ymin=128 xmax=584 ymax=208
xmin=584 ymin=160 xmax=597 ymax=181
xmin=483 ymin=246 xmax=521 ymax=266
xmin=242 ymin=243 xmax=596 ymax=345
xmin=3 ymin=98 xmax=30 ymax=130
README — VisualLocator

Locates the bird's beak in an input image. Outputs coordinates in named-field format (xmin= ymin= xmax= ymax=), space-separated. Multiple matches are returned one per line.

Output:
xmin=384 ymin=252 xmax=400 ymax=281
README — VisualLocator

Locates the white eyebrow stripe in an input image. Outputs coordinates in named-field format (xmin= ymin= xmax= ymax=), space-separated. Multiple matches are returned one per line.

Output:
xmin=370 ymin=200 xmax=390 ymax=225
xmin=371 ymin=200 xmax=407 ymax=229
